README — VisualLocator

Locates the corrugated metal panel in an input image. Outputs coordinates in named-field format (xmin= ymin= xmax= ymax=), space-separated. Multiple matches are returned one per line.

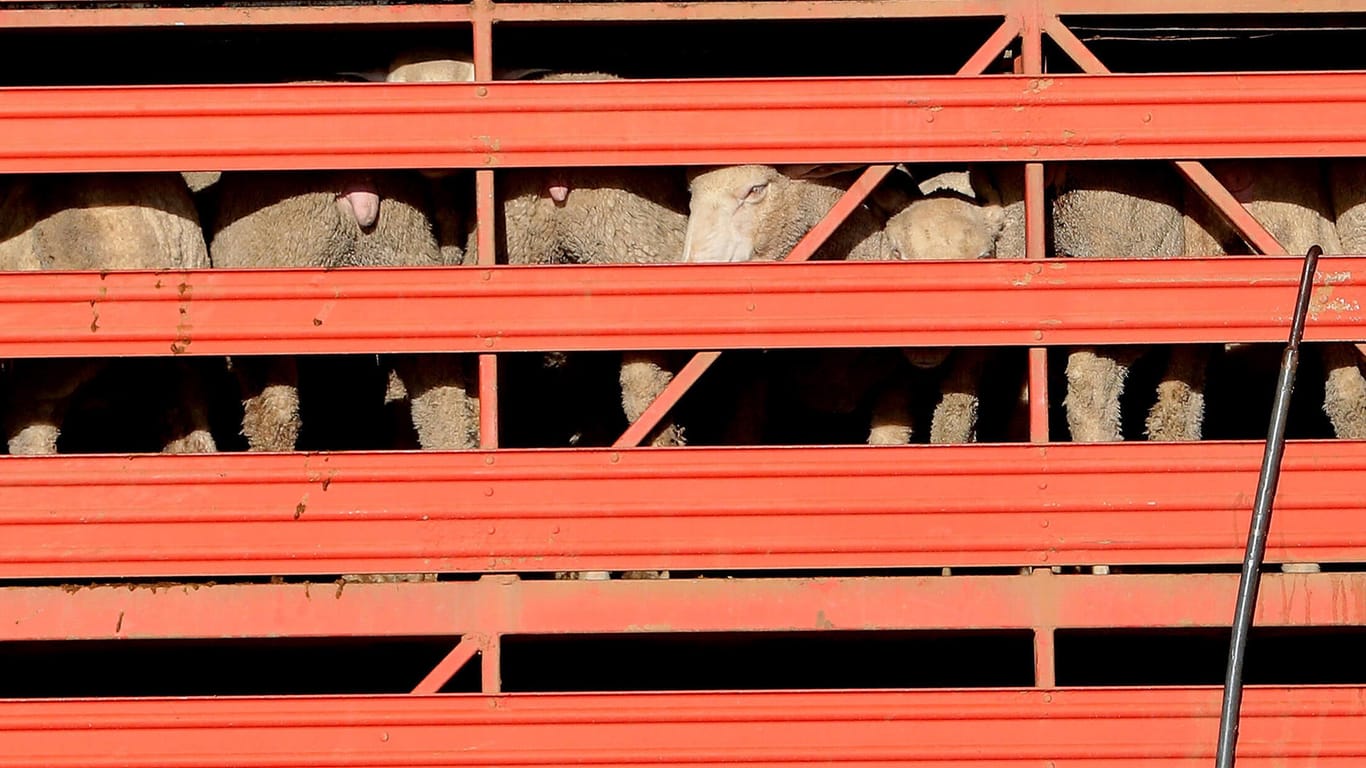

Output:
xmin=0 ymin=256 xmax=1359 ymax=358
xmin=5 ymin=73 xmax=1366 ymax=171
xmin=2 ymin=688 xmax=1365 ymax=767
xmin=2 ymin=442 xmax=1363 ymax=578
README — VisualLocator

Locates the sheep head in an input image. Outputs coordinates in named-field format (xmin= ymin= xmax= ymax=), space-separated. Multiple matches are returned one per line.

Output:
xmin=882 ymin=194 xmax=1003 ymax=261
xmin=682 ymin=165 xmax=796 ymax=263
xmin=386 ymin=51 xmax=476 ymax=83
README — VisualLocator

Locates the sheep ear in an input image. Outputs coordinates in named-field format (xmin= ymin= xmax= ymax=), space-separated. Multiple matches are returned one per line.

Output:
xmin=969 ymin=167 xmax=1003 ymax=208
xmin=780 ymin=164 xmax=867 ymax=181
xmin=917 ymin=170 xmax=977 ymax=198
xmin=867 ymin=182 xmax=918 ymax=217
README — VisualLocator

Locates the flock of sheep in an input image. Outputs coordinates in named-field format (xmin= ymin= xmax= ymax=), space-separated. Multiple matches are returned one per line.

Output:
xmin=3 ymin=52 xmax=1365 ymax=455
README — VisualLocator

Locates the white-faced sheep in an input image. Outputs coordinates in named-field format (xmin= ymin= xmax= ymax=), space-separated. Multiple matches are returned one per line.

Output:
xmin=204 ymin=61 xmax=476 ymax=452
xmin=876 ymin=166 xmax=1013 ymax=444
xmin=682 ymin=163 xmax=1007 ymax=445
xmin=1 ymin=173 xmax=216 ymax=455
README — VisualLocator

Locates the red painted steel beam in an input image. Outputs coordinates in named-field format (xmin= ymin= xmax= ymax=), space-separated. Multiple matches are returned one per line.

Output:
xmin=7 ymin=572 xmax=1366 ymax=642
xmin=3 ymin=0 xmax=1361 ymax=28
xmin=2 ymin=688 xmax=1365 ymax=767
xmin=0 ymin=3 xmax=473 ymax=28
xmin=9 ymin=73 xmax=1366 ymax=172
xmin=1048 ymin=0 xmax=1366 ymax=13
xmin=0 ymin=257 xmax=1360 ymax=359
xmin=4 ymin=441 xmax=1366 ymax=578
xmin=0 ymin=0 xmax=1009 ymax=28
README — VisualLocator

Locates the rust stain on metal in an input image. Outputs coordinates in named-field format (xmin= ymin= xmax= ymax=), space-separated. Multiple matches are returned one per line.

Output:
xmin=171 ymin=281 xmax=193 ymax=354
xmin=1309 ymin=285 xmax=1360 ymax=319
xmin=114 ymin=611 xmax=124 ymax=633
xmin=815 ymin=610 xmax=835 ymax=630
xmin=294 ymin=493 xmax=308 ymax=520
xmin=1025 ymin=77 xmax=1053 ymax=94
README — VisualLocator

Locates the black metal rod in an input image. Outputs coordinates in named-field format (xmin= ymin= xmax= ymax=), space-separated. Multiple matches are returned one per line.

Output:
xmin=1214 ymin=244 xmax=1321 ymax=768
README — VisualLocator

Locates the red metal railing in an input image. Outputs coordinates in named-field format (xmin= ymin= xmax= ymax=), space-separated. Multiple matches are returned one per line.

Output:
xmin=2 ymin=441 xmax=1364 ymax=579
xmin=4 ymin=688 xmax=1366 ymax=767
xmin=0 ymin=257 xmax=1359 ymax=358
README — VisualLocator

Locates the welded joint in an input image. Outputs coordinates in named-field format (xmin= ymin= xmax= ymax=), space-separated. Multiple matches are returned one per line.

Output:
xmin=411 ymin=634 xmax=482 ymax=694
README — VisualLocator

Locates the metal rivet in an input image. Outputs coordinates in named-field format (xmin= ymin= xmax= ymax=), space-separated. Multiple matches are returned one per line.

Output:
xmin=476 ymin=86 xmax=488 ymax=97
xmin=610 ymin=452 xmax=620 ymax=463
xmin=484 ymin=455 xmax=495 ymax=465
xmin=1033 ymin=330 xmax=1044 ymax=341
xmin=1041 ymin=520 xmax=1049 ymax=528
xmin=484 ymin=487 xmax=494 ymax=497
xmin=484 ymin=338 xmax=495 ymax=347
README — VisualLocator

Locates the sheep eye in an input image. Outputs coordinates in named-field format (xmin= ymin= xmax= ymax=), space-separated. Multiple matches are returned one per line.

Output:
xmin=744 ymin=182 xmax=769 ymax=202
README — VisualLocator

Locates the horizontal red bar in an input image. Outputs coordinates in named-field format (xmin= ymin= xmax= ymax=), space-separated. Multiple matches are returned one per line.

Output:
xmin=0 ymin=3 xmax=471 ymax=28
xmin=7 ymin=72 xmax=1366 ymax=171
xmin=4 ymin=571 xmax=1363 ymax=642
xmin=2 ymin=440 xmax=1364 ymax=578
xmin=0 ymin=257 xmax=1360 ymax=358
xmin=0 ymin=0 xmax=1359 ymax=29
xmin=0 ymin=0 xmax=1007 ymax=28
xmin=1 ymin=688 xmax=1364 ymax=767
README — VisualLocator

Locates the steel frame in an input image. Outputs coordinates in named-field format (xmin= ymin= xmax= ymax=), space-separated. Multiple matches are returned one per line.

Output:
xmin=7 ymin=3 xmax=1366 ymax=759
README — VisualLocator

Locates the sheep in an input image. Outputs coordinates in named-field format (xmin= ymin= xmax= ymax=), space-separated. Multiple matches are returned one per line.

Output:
xmin=1185 ymin=160 xmax=1361 ymax=441
xmin=203 ymin=62 xmax=476 ymax=452
xmin=463 ymin=71 xmax=694 ymax=447
xmin=1325 ymin=159 xmax=1366 ymax=439
xmin=874 ymin=166 xmax=1012 ymax=444
xmin=1051 ymin=162 xmax=1203 ymax=443
xmin=1 ymin=173 xmax=217 ymax=455
xmin=682 ymin=163 xmax=1014 ymax=445
xmin=682 ymin=164 xmax=891 ymax=265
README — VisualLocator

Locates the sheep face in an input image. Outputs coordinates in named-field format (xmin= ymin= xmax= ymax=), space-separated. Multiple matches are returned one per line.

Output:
xmin=883 ymin=195 xmax=1002 ymax=262
xmin=682 ymin=165 xmax=787 ymax=263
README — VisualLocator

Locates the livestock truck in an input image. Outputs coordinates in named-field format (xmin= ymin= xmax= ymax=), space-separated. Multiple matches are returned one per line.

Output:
xmin=1 ymin=0 xmax=1366 ymax=765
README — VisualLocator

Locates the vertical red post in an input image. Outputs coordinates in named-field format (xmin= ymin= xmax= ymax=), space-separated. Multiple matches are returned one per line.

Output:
xmin=482 ymin=634 xmax=502 ymax=694
xmin=473 ymin=1 xmax=499 ymax=449
xmin=1034 ymin=626 xmax=1057 ymax=688
xmin=1021 ymin=0 xmax=1050 ymax=443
